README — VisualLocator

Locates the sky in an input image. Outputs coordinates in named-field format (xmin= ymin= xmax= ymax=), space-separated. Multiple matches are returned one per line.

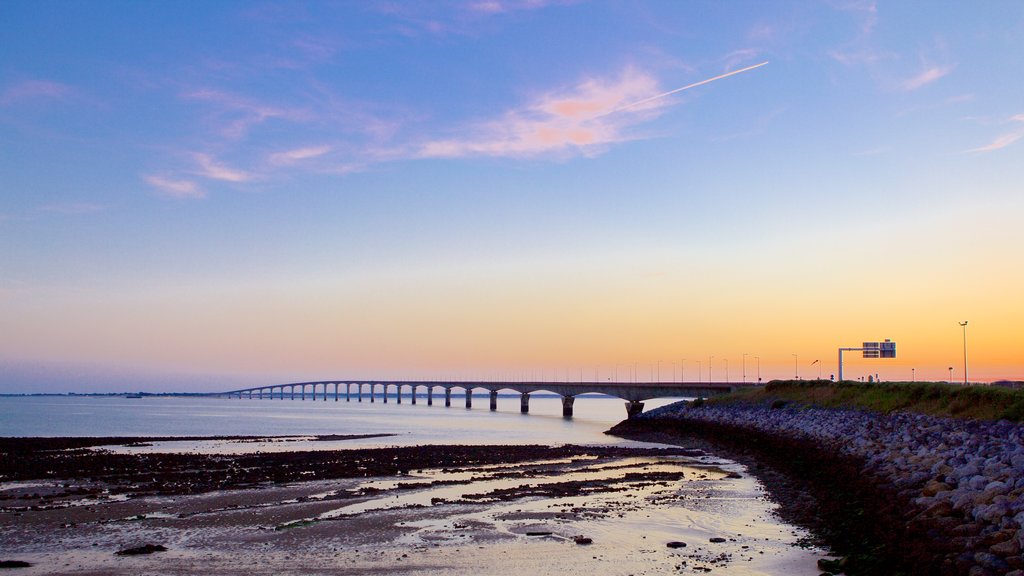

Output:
xmin=2 ymin=1 xmax=1022 ymax=393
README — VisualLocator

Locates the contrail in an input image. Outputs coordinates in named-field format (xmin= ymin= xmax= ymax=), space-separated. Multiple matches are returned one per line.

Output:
xmin=605 ymin=61 xmax=769 ymax=116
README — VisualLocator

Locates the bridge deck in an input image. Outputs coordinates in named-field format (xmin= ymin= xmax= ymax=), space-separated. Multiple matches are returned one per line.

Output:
xmin=217 ymin=380 xmax=752 ymax=418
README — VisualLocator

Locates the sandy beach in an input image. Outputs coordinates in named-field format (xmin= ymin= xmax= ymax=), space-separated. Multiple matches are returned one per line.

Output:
xmin=0 ymin=436 xmax=827 ymax=575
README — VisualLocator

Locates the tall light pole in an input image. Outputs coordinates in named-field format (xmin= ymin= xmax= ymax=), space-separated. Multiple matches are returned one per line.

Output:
xmin=680 ymin=358 xmax=685 ymax=383
xmin=792 ymin=354 xmax=799 ymax=379
xmin=742 ymin=353 xmax=748 ymax=383
xmin=755 ymin=356 xmax=760 ymax=383
xmin=697 ymin=360 xmax=702 ymax=383
xmin=709 ymin=356 xmax=713 ymax=383
xmin=948 ymin=366 xmax=953 ymax=384
xmin=959 ymin=321 xmax=968 ymax=385
xmin=724 ymin=359 xmax=729 ymax=383
xmin=657 ymin=360 xmax=662 ymax=383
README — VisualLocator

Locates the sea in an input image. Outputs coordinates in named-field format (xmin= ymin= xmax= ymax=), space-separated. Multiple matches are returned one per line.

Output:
xmin=0 ymin=392 xmax=683 ymax=451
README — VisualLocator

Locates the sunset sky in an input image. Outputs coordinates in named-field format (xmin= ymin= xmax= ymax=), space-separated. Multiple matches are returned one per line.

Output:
xmin=2 ymin=1 xmax=1022 ymax=392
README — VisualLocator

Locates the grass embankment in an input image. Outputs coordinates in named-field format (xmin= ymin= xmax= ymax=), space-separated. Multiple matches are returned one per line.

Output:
xmin=704 ymin=380 xmax=1024 ymax=422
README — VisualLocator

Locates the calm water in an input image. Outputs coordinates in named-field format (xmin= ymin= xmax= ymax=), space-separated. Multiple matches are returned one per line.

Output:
xmin=0 ymin=393 xmax=682 ymax=450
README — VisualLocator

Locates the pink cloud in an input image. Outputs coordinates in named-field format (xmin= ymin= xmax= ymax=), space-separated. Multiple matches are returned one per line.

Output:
xmin=900 ymin=65 xmax=952 ymax=91
xmin=193 ymin=153 xmax=253 ymax=182
xmin=269 ymin=145 xmax=332 ymax=165
xmin=963 ymin=113 xmax=1024 ymax=153
xmin=0 ymin=80 xmax=73 ymax=106
xmin=144 ymin=175 xmax=205 ymax=199
xmin=417 ymin=68 xmax=664 ymax=159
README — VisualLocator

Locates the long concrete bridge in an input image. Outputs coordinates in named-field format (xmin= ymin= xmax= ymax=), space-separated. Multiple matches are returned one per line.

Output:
xmin=217 ymin=380 xmax=748 ymax=419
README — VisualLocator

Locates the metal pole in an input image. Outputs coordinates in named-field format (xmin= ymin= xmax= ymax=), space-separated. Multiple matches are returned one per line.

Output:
xmin=742 ymin=353 xmax=747 ymax=383
xmin=755 ymin=356 xmax=760 ymax=382
xmin=960 ymin=321 xmax=968 ymax=385
xmin=792 ymin=354 xmax=798 ymax=379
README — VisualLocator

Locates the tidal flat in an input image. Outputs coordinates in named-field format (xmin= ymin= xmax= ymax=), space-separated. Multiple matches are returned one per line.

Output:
xmin=0 ymin=438 xmax=828 ymax=575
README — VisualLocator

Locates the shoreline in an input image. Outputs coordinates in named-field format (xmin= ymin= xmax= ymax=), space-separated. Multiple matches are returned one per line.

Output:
xmin=612 ymin=399 xmax=1024 ymax=576
xmin=608 ymin=418 xmax=915 ymax=575
xmin=0 ymin=436 xmax=828 ymax=575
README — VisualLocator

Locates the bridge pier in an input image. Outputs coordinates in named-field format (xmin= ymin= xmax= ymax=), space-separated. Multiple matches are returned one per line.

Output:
xmin=561 ymin=395 xmax=575 ymax=418
xmin=397 ymin=385 xmax=402 ymax=404
xmin=411 ymin=385 xmax=417 ymax=405
xmin=625 ymin=401 xmax=645 ymax=419
xmin=258 ymin=389 xmax=263 ymax=400
xmin=445 ymin=388 xmax=451 ymax=407
xmin=520 ymin=393 xmax=530 ymax=413
xmin=334 ymin=383 xmax=338 ymax=402
xmin=427 ymin=387 xmax=433 ymax=406
xmin=346 ymin=383 xmax=350 ymax=402
xmin=465 ymin=389 xmax=473 ymax=409
xmin=358 ymin=384 xmax=363 ymax=402
xmin=489 ymin=390 xmax=498 ymax=411
xmin=374 ymin=384 xmax=378 ymax=403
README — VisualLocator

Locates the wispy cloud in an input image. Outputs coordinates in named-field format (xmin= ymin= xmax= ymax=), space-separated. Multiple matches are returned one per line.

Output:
xmin=144 ymin=175 xmax=205 ymax=199
xmin=900 ymin=65 xmax=953 ymax=92
xmin=184 ymin=89 xmax=308 ymax=139
xmin=828 ymin=48 xmax=892 ymax=67
xmin=193 ymin=153 xmax=253 ymax=182
xmin=965 ymin=114 xmax=1024 ymax=153
xmin=39 ymin=202 xmax=107 ymax=215
xmin=832 ymin=0 xmax=878 ymax=38
xmin=0 ymin=80 xmax=73 ymax=106
xmin=417 ymin=68 xmax=667 ymax=159
xmin=375 ymin=0 xmax=558 ymax=37
xmin=268 ymin=145 xmax=333 ymax=165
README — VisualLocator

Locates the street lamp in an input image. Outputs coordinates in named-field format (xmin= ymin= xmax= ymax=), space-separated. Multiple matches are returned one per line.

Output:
xmin=959 ymin=321 xmax=968 ymax=385
xmin=697 ymin=360 xmax=702 ymax=384
xmin=792 ymin=354 xmax=799 ymax=379
xmin=709 ymin=356 xmax=714 ymax=383
xmin=948 ymin=366 xmax=953 ymax=384
xmin=755 ymin=356 xmax=760 ymax=382
xmin=742 ymin=353 xmax=747 ymax=383
xmin=680 ymin=358 xmax=685 ymax=383
xmin=912 ymin=368 xmax=915 ymax=382
xmin=724 ymin=359 xmax=729 ymax=383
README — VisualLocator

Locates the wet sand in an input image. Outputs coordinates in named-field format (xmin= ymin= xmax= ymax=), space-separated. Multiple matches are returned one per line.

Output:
xmin=1 ymin=437 xmax=829 ymax=574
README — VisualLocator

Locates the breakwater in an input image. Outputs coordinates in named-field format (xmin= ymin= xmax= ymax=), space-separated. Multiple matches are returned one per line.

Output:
xmin=611 ymin=399 xmax=1024 ymax=575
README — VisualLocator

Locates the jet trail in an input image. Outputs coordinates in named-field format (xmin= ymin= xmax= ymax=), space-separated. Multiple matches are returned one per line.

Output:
xmin=605 ymin=61 xmax=769 ymax=116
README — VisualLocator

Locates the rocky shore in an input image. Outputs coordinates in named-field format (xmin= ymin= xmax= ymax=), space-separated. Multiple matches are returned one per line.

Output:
xmin=611 ymin=399 xmax=1024 ymax=575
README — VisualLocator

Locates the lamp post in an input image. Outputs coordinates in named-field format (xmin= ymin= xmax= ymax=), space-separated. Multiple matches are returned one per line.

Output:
xmin=742 ymin=353 xmax=747 ymax=383
xmin=755 ymin=356 xmax=760 ymax=382
xmin=657 ymin=360 xmax=662 ymax=383
xmin=697 ymin=360 xmax=702 ymax=383
xmin=948 ymin=366 xmax=953 ymax=384
xmin=959 ymin=321 xmax=968 ymax=385
xmin=912 ymin=368 xmax=915 ymax=382
xmin=709 ymin=356 xmax=713 ymax=383
xmin=792 ymin=354 xmax=799 ymax=379
xmin=724 ymin=359 xmax=729 ymax=383
xmin=680 ymin=358 xmax=685 ymax=383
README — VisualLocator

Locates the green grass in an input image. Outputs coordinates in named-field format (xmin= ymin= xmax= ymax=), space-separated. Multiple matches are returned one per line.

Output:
xmin=705 ymin=380 xmax=1024 ymax=422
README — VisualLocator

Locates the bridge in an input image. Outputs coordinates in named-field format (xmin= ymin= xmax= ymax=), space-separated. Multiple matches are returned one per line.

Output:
xmin=217 ymin=380 xmax=747 ymax=419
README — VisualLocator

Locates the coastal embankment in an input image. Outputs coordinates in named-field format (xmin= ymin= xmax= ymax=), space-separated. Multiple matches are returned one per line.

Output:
xmin=610 ymin=381 xmax=1024 ymax=576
